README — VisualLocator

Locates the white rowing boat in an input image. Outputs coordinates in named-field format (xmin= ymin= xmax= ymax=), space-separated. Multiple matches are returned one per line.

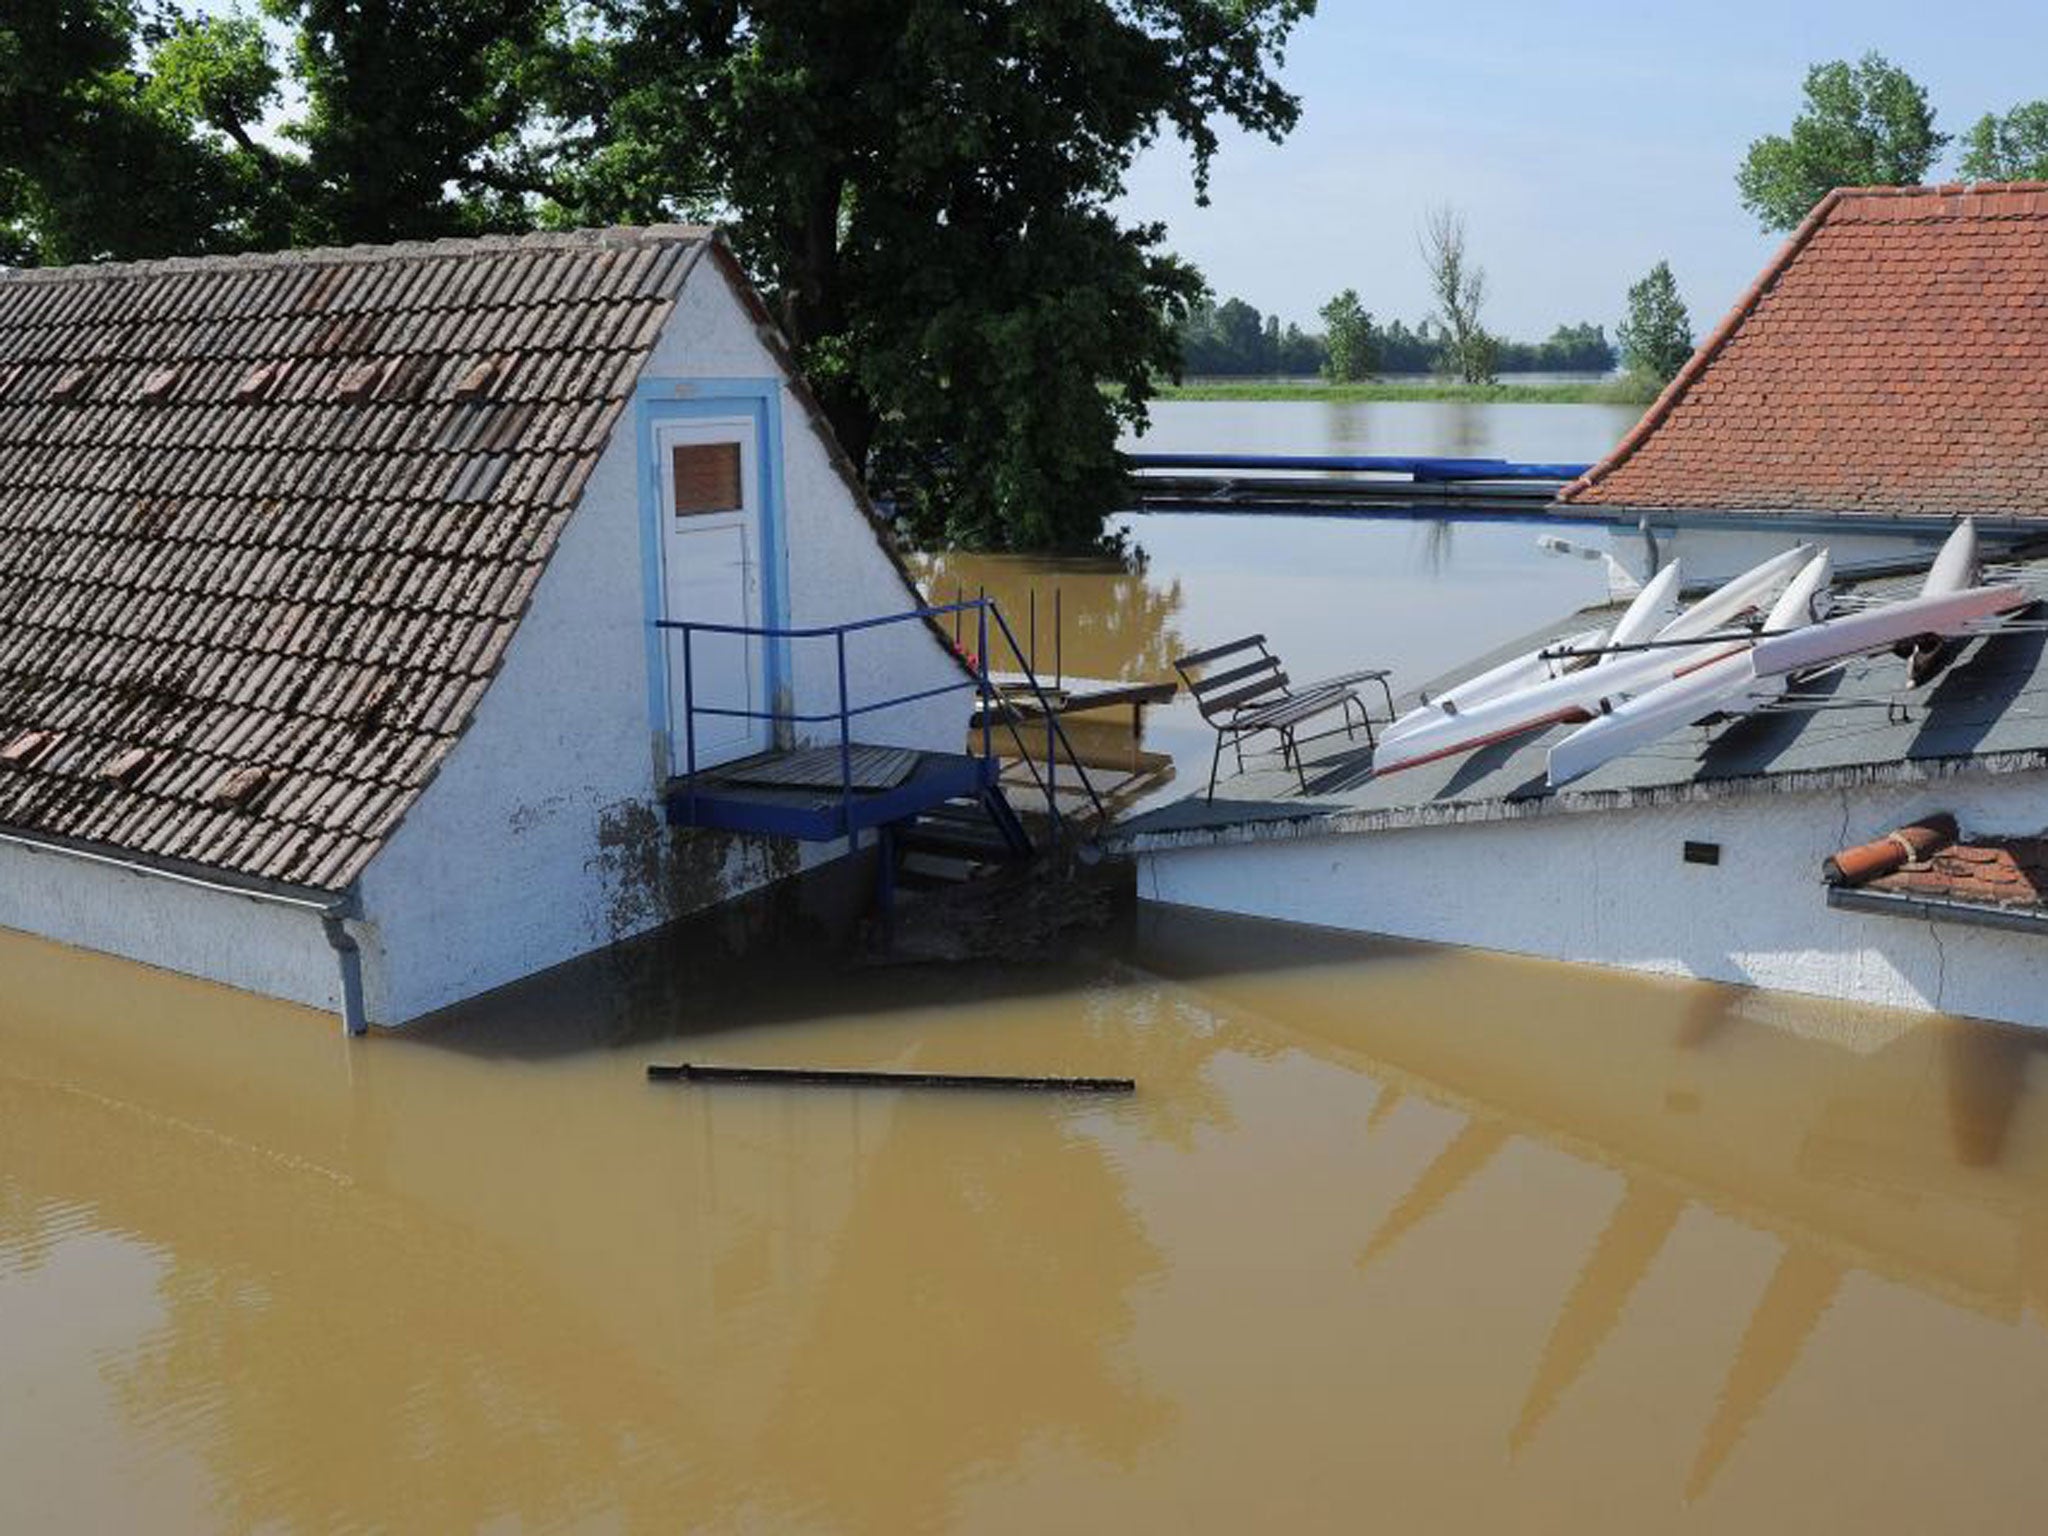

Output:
xmin=1899 ymin=519 xmax=1981 ymax=686
xmin=1596 ymin=560 xmax=1684 ymax=662
xmin=1380 ymin=562 xmax=1684 ymax=745
xmin=1650 ymin=543 xmax=1816 ymax=643
xmin=1546 ymin=550 xmax=1834 ymax=788
xmin=1749 ymin=580 xmax=2030 ymax=679
xmin=1371 ymin=547 xmax=1815 ymax=778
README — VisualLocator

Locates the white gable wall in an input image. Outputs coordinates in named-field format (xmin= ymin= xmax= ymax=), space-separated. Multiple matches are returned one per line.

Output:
xmin=1136 ymin=772 xmax=2048 ymax=1030
xmin=351 ymin=256 xmax=964 ymax=1026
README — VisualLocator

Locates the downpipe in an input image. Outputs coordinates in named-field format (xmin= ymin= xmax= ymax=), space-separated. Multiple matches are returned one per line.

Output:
xmin=320 ymin=898 xmax=369 ymax=1037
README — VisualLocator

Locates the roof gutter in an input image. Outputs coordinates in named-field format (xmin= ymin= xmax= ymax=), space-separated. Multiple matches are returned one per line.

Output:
xmin=0 ymin=825 xmax=367 ymax=1036
xmin=1827 ymin=883 xmax=2048 ymax=937
xmin=1568 ymin=505 xmax=2048 ymax=544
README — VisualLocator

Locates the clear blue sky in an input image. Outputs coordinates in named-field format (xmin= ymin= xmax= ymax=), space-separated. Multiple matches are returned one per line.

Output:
xmin=1116 ymin=0 xmax=2048 ymax=340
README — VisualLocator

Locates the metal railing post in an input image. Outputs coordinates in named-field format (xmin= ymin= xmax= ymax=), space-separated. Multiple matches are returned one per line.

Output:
xmin=682 ymin=625 xmax=698 ymax=824
xmin=978 ymin=601 xmax=992 ymax=768
xmin=1054 ymin=586 xmax=1063 ymax=689
xmin=836 ymin=630 xmax=856 ymax=854
xmin=1046 ymin=686 xmax=1060 ymax=834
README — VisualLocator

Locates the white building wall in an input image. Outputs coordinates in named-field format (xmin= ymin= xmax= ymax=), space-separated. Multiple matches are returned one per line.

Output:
xmin=353 ymin=256 xmax=963 ymax=1025
xmin=1137 ymin=773 xmax=2048 ymax=1028
xmin=0 ymin=840 xmax=341 ymax=1015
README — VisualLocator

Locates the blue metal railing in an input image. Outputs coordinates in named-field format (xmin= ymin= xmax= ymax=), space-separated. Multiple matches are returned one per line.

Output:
xmin=653 ymin=598 xmax=1103 ymax=846
xmin=1127 ymin=452 xmax=1591 ymax=482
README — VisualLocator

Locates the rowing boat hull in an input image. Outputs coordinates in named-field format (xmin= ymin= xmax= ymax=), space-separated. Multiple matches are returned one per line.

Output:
xmin=1750 ymin=583 xmax=2030 ymax=678
xmin=1381 ymin=625 xmax=1606 ymax=744
xmin=1373 ymin=548 xmax=1812 ymax=777
xmin=1546 ymin=550 xmax=1835 ymax=788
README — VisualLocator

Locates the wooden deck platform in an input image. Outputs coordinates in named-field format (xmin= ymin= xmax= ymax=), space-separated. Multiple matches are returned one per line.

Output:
xmin=667 ymin=745 xmax=996 ymax=842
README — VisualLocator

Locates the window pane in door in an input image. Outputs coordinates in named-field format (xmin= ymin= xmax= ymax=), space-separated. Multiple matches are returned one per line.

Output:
xmin=672 ymin=442 xmax=744 ymax=515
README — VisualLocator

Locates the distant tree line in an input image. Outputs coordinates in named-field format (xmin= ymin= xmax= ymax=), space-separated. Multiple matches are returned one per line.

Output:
xmin=1177 ymin=299 xmax=1617 ymax=377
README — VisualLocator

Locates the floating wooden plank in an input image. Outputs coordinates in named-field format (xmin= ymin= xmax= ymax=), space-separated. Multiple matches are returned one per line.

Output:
xmin=718 ymin=744 xmax=919 ymax=791
xmin=646 ymin=1062 xmax=1136 ymax=1094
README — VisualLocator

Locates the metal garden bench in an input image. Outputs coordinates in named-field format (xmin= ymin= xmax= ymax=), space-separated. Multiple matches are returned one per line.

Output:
xmin=1173 ymin=636 xmax=1395 ymax=799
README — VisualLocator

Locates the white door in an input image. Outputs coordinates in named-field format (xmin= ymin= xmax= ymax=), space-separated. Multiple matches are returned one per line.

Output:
xmin=658 ymin=417 xmax=770 ymax=770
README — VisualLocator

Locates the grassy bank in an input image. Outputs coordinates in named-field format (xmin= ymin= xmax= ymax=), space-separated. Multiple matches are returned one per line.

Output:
xmin=1155 ymin=377 xmax=1662 ymax=406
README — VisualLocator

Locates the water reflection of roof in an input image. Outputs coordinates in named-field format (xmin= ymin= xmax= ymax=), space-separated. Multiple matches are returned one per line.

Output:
xmin=1112 ymin=563 xmax=2048 ymax=852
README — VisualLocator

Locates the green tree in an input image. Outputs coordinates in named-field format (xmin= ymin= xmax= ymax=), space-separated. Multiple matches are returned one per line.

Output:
xmin=1213 ymin=298 xmax=1269 ymax=373
xmin=264 ymin=0 xmax=562 ymax=243
xmin=565 ymin=0 xmax=1313 ymax=551
xmin=0 ymin=0 xmax=1313 ymax=553
xmin=1273 ymin=320 xmax=1322 ymax=375
xmin=1736 ymin=52 xmax=1947 ymax=232
xmin=1317 ymin=289 xmax=1375 ymax=382
xmin=1958 ymin=101 xmax=2048 ymax=182
xmin=0 ymin=2 xmax=289 ymax=262
xmin=1420 ymin=205 xmax=1495 ymax=384
xmin=1616 ymin=260 xmax=1693 ymax=386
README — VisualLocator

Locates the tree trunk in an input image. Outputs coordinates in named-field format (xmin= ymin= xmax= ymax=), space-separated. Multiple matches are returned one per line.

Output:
xmin=772 ymin=170 xmax=877 ymax=472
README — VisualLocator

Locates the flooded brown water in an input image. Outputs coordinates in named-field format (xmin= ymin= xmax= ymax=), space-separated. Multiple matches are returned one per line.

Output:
xmin=9 ymin=401 xmax=2034 ymax=1529
xmin=8 ymin=908 xmax=2048 ymax=1533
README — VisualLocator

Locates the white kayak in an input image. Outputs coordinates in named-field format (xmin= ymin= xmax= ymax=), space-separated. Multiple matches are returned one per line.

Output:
xmin=1652 ymin=543 xmax=1816 ymax=643
xmin=1900 ymin=519 xmax=1981 ymax=685
xmin=1596 ymin=560 xmax=1684 ymax=663
xmin=1922 ymin=517 xmax=1981 ymax=595
xmin=1547 ymin=551 xmax=1835 ymax=788
xmin=1372 ymin=547 xmax=1814 ymax=777
xmin=1380 ymin=562 xmax=1683 ymax=745
xmin=1379 ymin=624 xmax=1607 ymax=745
xmin=1749 ymin=580 xmax=2030 ymax=679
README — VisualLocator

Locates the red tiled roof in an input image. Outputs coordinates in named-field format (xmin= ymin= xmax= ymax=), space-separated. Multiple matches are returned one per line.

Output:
xmin=1867 ymin=837 xmax=2048 ymax=908
xmin=0 ymin=226 xmax=712 ymax=891
xmin=1562 ymin=183 xmax=2048 ymax=517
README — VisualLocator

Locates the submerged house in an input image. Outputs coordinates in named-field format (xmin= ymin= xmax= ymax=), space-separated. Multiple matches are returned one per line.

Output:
xmin=1116 ymin=183 xmax=2048 ymax=1029
xmin=0 ymin=227 xmax=967 ymax=1030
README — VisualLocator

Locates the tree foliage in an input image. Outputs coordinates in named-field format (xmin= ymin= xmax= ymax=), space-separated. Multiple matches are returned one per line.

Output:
xmin=264 ymin=0 xmax=562 ymax=244
xmin=1736 ymin=53 xmax=1947 ymax=232
xmin=557 ymin=0 xmax=1315 ymax=551
xmin=1317 ymin=289 xmax=1374 ymax=382
xmin=1616 ymin=259 xmax=1693 ymax=387
xmin=1174 ymin=298 xmax=1611 ymax=379
xmin=0 ymin=2 xmax=292 ymax=262
xmin=0 ymin=0 xmax=1315 ymax=553
xmin=1958 ymin=101 xmax=2048 ymax=182
xmin=1419 ymin=205 xmax=1496 ymax=384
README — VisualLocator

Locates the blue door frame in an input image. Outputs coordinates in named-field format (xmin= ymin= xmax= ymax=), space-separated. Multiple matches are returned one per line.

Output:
xmin=635 ymin=379 xmax=791 ymax=762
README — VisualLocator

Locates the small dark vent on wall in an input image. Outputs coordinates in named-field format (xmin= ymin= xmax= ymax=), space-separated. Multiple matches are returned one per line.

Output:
xmin=1683 ymin=840 xmax=1721 ymax=867
xmin=672 ymin=442 xmax=743 ymax=515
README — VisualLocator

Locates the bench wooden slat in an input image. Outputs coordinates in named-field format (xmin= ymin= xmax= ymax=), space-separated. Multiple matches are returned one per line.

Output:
xmin=1175 ymin=634 xmax=1267 ymax=670
xmin=1186 ymin=655 xmax=1281 ymax=697
xmin=1241 ymin=690 xmax=1354 ymax=730
xmin=1201 ymin=674 xmax=1291 ymax=718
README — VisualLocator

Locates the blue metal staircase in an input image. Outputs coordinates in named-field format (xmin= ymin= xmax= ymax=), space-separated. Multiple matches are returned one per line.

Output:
xmin=657 ymin=600 xmax=1100 ymax=877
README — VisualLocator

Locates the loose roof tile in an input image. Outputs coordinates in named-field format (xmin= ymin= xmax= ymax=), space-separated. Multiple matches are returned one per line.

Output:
xmin=1867 ymin=835 xmax=2048 ymax=909
xmin=1562 ymin=182 xmax=2048 ymax=518
xmin=0 ymin=223 xmax=713 ymax=890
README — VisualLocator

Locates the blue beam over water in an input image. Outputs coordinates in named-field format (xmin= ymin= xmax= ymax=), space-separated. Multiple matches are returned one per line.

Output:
xmin=1127 ymin=452 xmax=1591 ymax=482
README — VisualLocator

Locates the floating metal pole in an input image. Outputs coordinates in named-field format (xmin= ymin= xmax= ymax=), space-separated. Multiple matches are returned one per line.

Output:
xmin=647 ymin=1063 xmax=1135 ymax=1094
